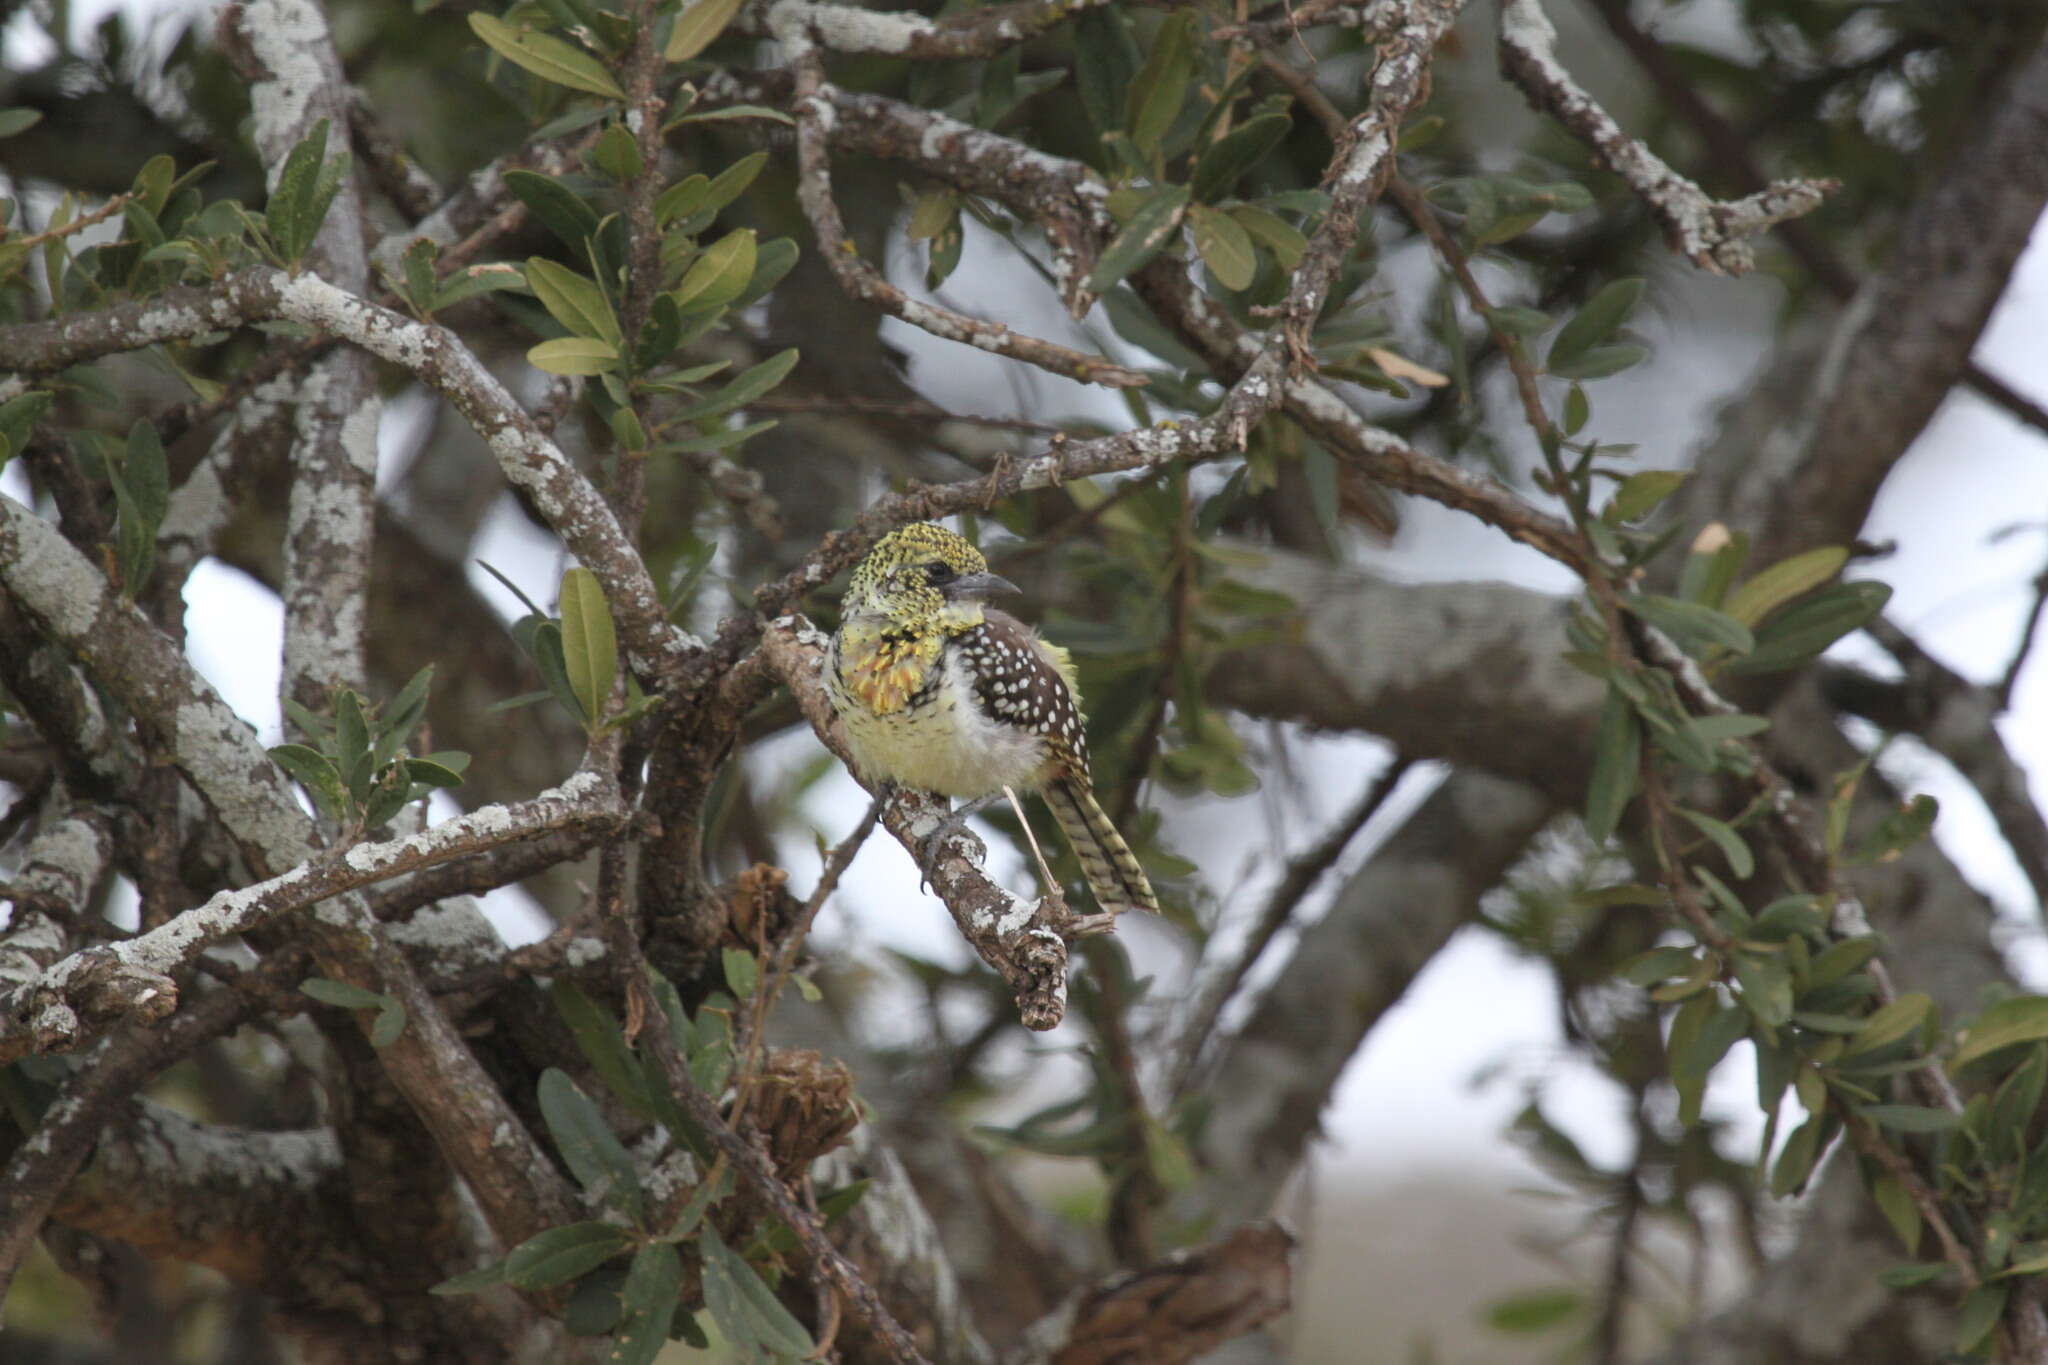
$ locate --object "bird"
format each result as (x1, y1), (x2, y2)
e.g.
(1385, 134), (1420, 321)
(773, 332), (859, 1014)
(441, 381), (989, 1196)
(823, 522), (1159, 916)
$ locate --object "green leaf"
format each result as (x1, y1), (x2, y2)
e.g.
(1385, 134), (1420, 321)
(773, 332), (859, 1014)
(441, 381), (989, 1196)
(1850, 794), (1938, 866)
(503, 1222), (633, 1289)
(612, 1242), (683, 1365)
(654, 174), (709, 227)
(1846, 992), (1933, 1058)
(1621, 594), (1754, 655)
(1859, 1103), (1960, 1134)
(504, 171), (602, 252)
(1074, 8), (1139, 137)
(527, 336), (620, 375)
(1484, 1288), (1582, 1334)
(0, 108), (42, 139)
(1126, 12), (1195, 156)
(700, 151), (768, 217)
(1583, 685), (1640, 845)
(906, 189), (959, 242)
(1603, 470), (1686, 524)
(300, 976), (390, 1010)
(1188, 204), (1256, 290)
(665, 0), (744, 61)
(1192, 114), (1291, 202)
(1548, 276), (1643, 370)
(431, 1260), (509, 1295)
(334, 688), (371, 786)
(1617, 947), (1695, 986)
(469, 13), (626, 98)
(1875, 1261), (1948, 1289)
(1088, 184), (1190, 293)
(1228, 204), (1307, 270)
(370, 1000), (408, 1048)
(672, 227), (756, 314)
(1770, 1114), (1828, 1197)
(270, 742), (348, 819)
(674, 348), (798, 422)
(1724, 580), (1892, 676)
(1870, 1174), (1921, 1253)
(525, 257), (621, 345)
(537, 1068), (643, 1217)
(1955, 1282), (2009, 1356)
(1548, 341), (1650, 381)
(590, 122), (642, 182)
(1952, 996), (2048, 1072)
(699, 1225), (815, 1358)
(1680, 808), (1754, 879)
(1723, 546), (1850, 627)
(373, 665), (435, 768)
(559, 567), (617, 731)
(721, 947), (759, 999)
(553, 980), (654, 1116)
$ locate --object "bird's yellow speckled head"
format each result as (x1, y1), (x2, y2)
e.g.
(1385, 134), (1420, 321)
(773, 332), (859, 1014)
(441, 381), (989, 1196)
(841, 523), (1018, 634)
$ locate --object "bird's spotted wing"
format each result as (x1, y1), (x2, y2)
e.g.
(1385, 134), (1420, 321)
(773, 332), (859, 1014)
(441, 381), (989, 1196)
(955, 610), (1090, 775)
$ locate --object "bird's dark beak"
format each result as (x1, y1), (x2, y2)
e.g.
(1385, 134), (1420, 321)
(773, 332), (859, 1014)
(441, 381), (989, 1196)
(943, 571), (1021, 600)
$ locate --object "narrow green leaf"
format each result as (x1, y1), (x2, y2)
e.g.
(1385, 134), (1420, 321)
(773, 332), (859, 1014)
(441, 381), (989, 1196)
(431, 1260), (509, 1295)
(1850, 794), (1938, 866)
(1875, 1261), (1948, 1289)
(1723, 546), (1850, 627)
(1724, 580), (1892, 676)
(654, 173), (709, 227)
(1484, 1288), (1582, 1334)
(906, 189), (959, 242)
(673, 347), (798, 422)
(612, 1242), (683, 1365)
(525, 257), (621, 345)
(1603, 469), (1686, 524)
(1548, 276), (1643, 369)
(370, 1000), (407, 1048)
(503, 1222), (633, 1289)
(269, 743), (348, 819)
(700, 151), (767, 216)
(0, 108), (43, 139)
(527, 336), (620, 375)
(553, 979), (655, 1116)
(559, 567), (617, 732)
(672, 227), (756, 314)
(373, 665), (435, 768)
(1680, 808), (1754, 879)
(1228, 204), (1307, 270)
(699, 1225), (814, 1357)
(469, 13), (626, 98)
(1770, 1114), (1828, 1197)
(1845, 991), (1933, 1058)
(1584, 685), (1640, 845)
(1074, 8), (1139, 137)
(1858, 1103), (1960, 1134)
(300, 976), (390, 1010)
(504, 170), (602, 251)
(537, 1068), (643, 1217)
(664, 104), (793, 129)
(1192, 114), (1291, 202)
(1622, 594), (1754, 655)
(665, 0), (744, 61)
(1088, 184), (1190, 293)
(1188, 203), (1256, 290)
(1955, 1282), (2009, 1356)
(1952, 996), (2048, 1072)
(1126, 12), (1195, 155)
(721, 947), (759, 1000)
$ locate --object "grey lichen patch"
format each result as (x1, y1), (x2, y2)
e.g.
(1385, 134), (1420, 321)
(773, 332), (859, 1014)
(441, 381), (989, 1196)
(0, 501), (108, 641)
(245, 0), (336, 163)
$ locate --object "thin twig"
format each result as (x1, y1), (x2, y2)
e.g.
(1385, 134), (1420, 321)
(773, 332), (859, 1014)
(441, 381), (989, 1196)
(1170, 756), (1412, 1097)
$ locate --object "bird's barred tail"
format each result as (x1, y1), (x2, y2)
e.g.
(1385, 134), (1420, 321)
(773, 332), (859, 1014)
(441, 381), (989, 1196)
(1045, 776), (1159, 914)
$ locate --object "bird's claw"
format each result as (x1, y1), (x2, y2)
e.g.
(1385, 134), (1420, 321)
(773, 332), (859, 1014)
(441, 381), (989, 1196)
(916, 810), (976, 893)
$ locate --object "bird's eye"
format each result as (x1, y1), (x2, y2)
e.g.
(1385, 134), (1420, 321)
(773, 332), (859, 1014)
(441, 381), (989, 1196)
(924, 561), (955, 583)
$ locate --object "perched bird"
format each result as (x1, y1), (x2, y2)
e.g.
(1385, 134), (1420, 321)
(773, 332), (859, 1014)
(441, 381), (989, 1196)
(824, 522), (1159, 916)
